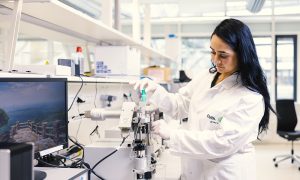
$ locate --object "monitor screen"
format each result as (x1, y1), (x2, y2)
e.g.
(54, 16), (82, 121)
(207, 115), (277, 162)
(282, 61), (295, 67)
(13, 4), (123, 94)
(0, 78), (68, 156)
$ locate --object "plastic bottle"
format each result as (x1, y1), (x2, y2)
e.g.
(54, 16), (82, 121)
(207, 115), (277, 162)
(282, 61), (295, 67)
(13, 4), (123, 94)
(141, 89), (147, 103)
(73, 46), (84, 75)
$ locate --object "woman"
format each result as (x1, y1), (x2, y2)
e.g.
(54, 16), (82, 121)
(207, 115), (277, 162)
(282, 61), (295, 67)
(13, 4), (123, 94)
(133, 18), (275, 180)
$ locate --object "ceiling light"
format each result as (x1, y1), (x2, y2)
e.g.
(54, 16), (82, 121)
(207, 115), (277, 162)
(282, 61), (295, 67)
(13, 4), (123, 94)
(246, 0), (265, 13)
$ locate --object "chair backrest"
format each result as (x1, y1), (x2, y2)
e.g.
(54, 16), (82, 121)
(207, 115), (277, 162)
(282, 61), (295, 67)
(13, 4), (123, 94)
(275, 99), (297, 132)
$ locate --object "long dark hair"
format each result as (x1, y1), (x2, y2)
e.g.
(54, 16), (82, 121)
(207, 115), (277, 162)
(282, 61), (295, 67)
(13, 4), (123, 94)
(210, 18), (275, 136)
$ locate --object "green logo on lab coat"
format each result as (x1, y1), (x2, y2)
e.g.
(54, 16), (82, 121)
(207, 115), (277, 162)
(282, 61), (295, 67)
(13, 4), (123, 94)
(217, 117), (223, 123)
(207, 114), (223, 124)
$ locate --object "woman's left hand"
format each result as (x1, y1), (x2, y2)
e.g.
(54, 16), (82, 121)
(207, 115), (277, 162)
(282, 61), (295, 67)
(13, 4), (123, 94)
(151, 120), (172, 140)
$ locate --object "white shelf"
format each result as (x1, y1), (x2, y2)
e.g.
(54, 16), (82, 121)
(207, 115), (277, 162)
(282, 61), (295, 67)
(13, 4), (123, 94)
(67, 75), (137, 83)
(0, 0), (175, 63)
(0, 72), (137, 83)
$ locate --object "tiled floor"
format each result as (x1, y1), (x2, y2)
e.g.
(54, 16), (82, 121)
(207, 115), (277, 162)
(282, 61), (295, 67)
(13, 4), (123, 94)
(256, 143), (300, 180)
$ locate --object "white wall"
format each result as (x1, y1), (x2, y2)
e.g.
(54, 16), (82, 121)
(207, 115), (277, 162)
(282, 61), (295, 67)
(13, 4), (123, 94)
(67, 82), (137, 146)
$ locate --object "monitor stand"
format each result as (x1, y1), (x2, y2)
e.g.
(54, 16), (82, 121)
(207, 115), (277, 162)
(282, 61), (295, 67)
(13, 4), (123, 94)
(34, 170), (47, 180)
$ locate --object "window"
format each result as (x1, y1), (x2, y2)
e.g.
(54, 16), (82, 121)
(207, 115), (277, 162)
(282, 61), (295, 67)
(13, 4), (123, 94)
(181, 37), (211, 77)
(151, 38), (165, 53)
(180, 37), (273, 81)
(254, 37), (272, 91)
(275, 35), (297, 100)
(14, 39), (78, 66)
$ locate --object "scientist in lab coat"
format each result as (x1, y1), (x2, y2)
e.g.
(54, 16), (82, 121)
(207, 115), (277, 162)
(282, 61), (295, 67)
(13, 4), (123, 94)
(133, 18), (275, 180)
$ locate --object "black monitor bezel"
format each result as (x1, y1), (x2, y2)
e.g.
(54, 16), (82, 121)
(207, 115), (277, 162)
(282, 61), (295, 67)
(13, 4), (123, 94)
(0, 77), (68, 157)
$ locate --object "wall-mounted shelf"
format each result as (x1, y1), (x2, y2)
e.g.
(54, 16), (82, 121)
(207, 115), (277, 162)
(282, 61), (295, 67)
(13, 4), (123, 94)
(67, 76), (137, 84)
(0, 72), (137, 84)
(0, 0), (175, 63)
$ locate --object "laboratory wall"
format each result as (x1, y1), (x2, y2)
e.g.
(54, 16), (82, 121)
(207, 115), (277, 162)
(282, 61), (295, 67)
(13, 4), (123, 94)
(67, 82), (137, 146)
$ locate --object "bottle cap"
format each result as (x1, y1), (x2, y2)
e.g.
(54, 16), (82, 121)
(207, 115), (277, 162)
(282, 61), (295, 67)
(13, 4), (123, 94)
(76, 46), (82, 52)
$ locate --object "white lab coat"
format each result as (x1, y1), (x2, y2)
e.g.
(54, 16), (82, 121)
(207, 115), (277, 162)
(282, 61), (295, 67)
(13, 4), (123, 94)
(150, 71), (264, 180)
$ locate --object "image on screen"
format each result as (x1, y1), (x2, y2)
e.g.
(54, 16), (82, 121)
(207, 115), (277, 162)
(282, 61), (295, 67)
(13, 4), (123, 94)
(0, 78), (68, 154)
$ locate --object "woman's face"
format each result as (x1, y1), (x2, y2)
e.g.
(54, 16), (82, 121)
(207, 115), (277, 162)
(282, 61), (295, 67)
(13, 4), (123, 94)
(210, 35), (239, 76)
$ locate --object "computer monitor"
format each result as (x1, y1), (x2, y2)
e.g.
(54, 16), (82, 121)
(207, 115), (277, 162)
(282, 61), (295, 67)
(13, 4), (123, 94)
(0, 77), (68, 157)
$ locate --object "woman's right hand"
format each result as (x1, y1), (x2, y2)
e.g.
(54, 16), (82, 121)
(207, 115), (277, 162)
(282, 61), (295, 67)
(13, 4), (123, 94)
(131, 78), (160, 94)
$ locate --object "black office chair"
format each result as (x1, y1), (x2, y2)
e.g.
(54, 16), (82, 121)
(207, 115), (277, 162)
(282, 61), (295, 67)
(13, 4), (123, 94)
(273, 99), (300, 170)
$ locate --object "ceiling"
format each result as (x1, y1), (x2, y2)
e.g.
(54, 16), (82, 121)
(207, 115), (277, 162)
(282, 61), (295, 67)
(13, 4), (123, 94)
(54, 0), (300, 24)
(120, 0), (300, 20)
